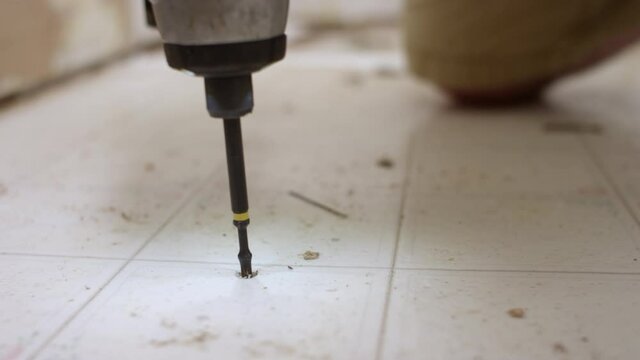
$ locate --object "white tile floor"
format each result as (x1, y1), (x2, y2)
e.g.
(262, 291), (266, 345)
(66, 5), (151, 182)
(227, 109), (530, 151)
(41, 263), (389, 360)
(2, 27), (640, 359)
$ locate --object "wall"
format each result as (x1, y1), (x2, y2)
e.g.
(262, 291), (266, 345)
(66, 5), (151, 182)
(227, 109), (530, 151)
(0, 0), (157, 99)
(290, 0), (401, 26)
(0, 0), (401, 100)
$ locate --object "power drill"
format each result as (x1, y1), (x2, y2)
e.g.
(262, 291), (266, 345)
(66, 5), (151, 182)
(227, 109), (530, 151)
(145, 0), (289, 278)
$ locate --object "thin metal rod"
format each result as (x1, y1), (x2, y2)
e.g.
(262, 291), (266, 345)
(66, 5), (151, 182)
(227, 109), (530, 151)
(223, 118), (252, 277)
(288, 191), (348, 219)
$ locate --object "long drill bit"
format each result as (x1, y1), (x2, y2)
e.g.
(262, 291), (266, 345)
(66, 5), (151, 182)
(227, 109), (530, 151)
(223, 117), (253, 278)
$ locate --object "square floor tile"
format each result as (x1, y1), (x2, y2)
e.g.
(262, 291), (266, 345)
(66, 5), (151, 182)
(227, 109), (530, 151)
(0, 255), (123, 360)
(0, 184), (191, 258)
(139, 67), (419, 268)
(139, 182), (402, 267)
(397, 194), (640, 272)
(381, 270), (640, 360)
(0, 59), (218, 258)
(583, 146), (640, 221)
(40, 262), (389, 360)
(414, 108), (585, 152)
(410, 147), (605, 197)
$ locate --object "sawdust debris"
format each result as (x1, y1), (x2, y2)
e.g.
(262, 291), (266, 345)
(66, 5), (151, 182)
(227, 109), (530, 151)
(507, 308), (525, 319)
(553, 342), (568, 354)
(120, 212), (132, 222)
(150, 330), (218, 348)
(377, 157), (394, 169)
(302, 251), (320, 260)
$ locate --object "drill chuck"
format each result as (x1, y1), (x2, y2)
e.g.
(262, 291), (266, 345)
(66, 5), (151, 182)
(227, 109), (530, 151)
(205, 76), (253, 119)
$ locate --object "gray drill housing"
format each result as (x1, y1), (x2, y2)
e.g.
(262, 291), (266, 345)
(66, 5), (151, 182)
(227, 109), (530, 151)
(150, 0), (289, 45)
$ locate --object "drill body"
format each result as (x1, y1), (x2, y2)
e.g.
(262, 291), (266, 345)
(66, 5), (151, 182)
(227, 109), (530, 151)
(149, 0), (289, 117)
(150, 0), (288, 46)
(147, 0), (290, 277)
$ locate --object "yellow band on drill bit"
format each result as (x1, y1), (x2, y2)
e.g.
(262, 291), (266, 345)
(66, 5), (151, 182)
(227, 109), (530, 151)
(233, 211), (250, 222)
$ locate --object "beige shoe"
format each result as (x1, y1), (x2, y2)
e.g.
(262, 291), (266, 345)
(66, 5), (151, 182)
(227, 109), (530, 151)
(404, 0), (640, 105)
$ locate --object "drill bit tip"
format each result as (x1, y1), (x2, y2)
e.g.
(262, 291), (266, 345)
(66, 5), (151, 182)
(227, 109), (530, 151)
(239, 270), (258, 279)
(237, 226), (253, 278)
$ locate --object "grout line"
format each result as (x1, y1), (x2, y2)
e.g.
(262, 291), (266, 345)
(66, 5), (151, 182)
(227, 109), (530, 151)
(393, 266), (640, 276)
(131, 258), (640, 276)
(8, 251), (635, 278)
(578, 135), (640, 253)
(0, 252), (127, 261)
(132, 257), (389, 270)
(374, 131), (415, 360)
(28, 173), (211, 360)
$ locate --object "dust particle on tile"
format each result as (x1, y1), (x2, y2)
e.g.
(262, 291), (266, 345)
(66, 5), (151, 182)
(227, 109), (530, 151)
(302, 251), (320, 260)
(331, 237), (340, 242)
(120, 212), (132, 222)
(150, 330), (218, 347)
(191, 331), (217, 344)
(287, 266), (293, 270)
(0, 183), (7, 196)
(552, 342), (568, 354)
(161, 319), (176, 329)
(580, 336), (589, 343)
(144, 162), (156, 172)
(377, 157), (394, 169)
(344, 72), (365, 87)
(254, 340), (297, 356)
(507, 308), (525, 319)
(150, 338), (178, 347)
